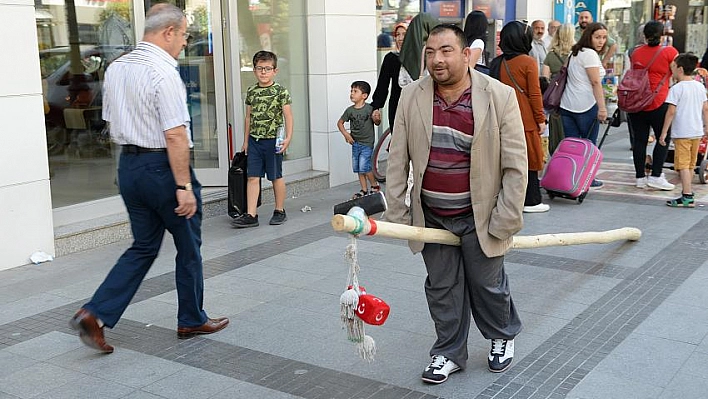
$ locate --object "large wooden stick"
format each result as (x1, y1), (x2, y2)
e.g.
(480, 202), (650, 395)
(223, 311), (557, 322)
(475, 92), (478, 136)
(331, 214), (641, 248)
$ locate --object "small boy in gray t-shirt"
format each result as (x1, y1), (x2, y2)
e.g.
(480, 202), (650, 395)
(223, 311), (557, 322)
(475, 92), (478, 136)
(337, 80), (380, 199)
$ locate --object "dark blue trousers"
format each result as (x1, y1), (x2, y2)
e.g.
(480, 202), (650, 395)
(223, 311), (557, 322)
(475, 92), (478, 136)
(83, 151), (208, 329)
(560, 103), (600, 145)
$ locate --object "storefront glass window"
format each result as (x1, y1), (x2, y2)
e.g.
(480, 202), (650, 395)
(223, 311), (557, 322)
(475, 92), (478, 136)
(38, 0), (135, 208)
(602, 0), (708, 73)
(237, 0), (310, 160)
(375, 0), (420, 132)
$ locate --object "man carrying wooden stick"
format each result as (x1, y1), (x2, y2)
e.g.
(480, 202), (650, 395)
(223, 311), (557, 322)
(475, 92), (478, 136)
(385, 24), (528, 384)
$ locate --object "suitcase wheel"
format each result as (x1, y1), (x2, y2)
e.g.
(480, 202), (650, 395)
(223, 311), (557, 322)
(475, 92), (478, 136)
(577, 192), (587, 204)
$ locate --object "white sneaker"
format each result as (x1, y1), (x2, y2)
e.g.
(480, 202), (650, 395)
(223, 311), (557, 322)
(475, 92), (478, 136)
(636, 177), (647, 189)
(488, 339), (514, 373)
(647, 174), (675, 191)
(421, 355), (460, 384)
(523, 203), (550, 213)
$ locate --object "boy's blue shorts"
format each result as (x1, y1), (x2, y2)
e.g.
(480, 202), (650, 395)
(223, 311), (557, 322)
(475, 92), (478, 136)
(247, 136), (283, 181)
(352, 142), (373, 174)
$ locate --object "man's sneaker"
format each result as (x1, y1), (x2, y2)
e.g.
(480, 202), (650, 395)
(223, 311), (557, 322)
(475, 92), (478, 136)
(232, 213), (259, 228)
(269, 209), (287, 225)
(636, 177), (647, 189)
(647, 174), (675, 191)
(488, 339), (514, 373)
(667, 195), (695, 208)
(523, 203), (550, 213)
(421, 355), (460, 384)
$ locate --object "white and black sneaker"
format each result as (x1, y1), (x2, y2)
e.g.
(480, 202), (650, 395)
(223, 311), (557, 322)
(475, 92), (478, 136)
(421, 355), (460, 384)
(488, 339), (514, 373)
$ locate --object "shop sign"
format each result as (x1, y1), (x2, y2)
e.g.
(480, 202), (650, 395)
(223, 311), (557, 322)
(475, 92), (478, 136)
(423, 0), (466, 20)
(554, 0), (599, 23)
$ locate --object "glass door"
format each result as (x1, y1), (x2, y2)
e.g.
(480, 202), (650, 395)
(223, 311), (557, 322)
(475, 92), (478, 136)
(146, 0), (230, 185)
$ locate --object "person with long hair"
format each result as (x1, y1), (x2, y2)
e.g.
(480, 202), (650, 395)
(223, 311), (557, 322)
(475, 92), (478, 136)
(627, 21), (678, 191)
(559, 22), (608, 187)
(463, 10), (488, 69)
(542, 23), (574, 79)
(371, 21), (408, 131)
(490, 21), (548, 213)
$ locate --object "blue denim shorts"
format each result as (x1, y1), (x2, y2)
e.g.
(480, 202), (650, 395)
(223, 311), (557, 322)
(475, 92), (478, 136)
(352, 142), (373, 174)
(247, 136), (283, 181)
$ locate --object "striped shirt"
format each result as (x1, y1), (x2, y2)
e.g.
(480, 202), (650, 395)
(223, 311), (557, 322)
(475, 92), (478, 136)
(102, 41), (191, 148)
(421, 87), (474, 217)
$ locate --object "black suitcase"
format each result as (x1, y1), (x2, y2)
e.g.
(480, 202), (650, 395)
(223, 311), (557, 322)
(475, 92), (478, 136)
(227, 152), (260, 218)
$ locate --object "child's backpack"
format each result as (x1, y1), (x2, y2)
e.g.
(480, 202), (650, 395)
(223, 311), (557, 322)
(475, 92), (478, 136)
(618, 46), (669, 113)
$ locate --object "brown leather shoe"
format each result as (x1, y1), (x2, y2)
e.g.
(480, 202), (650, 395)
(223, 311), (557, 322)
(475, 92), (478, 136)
(177, 317), (229, 339)
(69, 308), (114, 353)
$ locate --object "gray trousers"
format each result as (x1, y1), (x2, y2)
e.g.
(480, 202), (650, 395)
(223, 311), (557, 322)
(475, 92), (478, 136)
(421, 209), (522, 369)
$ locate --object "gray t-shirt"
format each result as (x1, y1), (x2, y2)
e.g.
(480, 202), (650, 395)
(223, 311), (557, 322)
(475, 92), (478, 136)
(340, 103), (376, 147)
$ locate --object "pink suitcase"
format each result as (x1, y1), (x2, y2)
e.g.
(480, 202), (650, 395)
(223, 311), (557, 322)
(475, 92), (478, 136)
(540, 138), (603, 204)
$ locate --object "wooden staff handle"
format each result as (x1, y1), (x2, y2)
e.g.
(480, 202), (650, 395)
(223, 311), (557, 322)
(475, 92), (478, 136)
(331, 214), (641, 248)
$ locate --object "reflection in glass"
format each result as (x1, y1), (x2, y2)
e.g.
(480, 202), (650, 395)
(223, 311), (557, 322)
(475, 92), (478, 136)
(38, 0), (135, 208)
(237, 0), (310, 160)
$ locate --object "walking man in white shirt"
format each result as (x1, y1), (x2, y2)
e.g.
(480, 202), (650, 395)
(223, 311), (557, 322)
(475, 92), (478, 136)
(69, 3), (229, 353)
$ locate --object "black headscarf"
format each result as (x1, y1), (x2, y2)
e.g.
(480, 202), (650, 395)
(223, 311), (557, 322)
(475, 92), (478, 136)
(489, 21), (533, 80)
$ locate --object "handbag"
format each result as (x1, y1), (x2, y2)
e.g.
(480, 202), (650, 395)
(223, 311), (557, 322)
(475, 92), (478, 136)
(543, 55), (571, 111)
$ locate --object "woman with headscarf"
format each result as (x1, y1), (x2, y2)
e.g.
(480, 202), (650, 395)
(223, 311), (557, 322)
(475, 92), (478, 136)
(559, 22), (608, 187)
(371, 21), (408, 132)
(626, 21), (678, 191)
(398, 13), (440, 87)
(490, 21), (549, 213)
(463, 10), (489, 71)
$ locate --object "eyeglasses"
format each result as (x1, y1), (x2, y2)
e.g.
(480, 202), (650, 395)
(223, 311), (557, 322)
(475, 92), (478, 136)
(254, 66), (275, 72)
(182, 31), (191, 40)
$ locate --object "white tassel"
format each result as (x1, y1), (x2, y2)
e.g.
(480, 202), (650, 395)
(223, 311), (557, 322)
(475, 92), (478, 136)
(340, 289), (359, 327)
(357, 335), (376, 361)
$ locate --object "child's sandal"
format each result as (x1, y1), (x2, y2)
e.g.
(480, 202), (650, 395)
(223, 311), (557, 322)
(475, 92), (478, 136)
(352, 190), (367, 200)
(370, 185), (381, 193)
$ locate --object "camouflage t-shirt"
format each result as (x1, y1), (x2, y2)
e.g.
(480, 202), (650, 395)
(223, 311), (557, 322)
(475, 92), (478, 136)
(245, 82), (292, 139)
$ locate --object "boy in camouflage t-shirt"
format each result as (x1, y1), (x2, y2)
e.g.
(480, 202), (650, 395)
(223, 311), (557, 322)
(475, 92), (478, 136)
(234, 51), (293, 228)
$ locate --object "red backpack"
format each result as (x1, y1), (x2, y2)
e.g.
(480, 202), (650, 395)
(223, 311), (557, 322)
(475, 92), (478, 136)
(618, 47), (669, 113)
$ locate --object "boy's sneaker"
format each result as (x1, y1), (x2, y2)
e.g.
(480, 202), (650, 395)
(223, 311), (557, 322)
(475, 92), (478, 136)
(421, 355), (460, 384)
(269, 209), (287, 225)
(667, 195), (695, 208)
(488, 339), (514, 373)
(636, 177), (647, 189)
(590, 179), (603, 188)
(232, 214), (259, 228)
(647, 174), (675, 191)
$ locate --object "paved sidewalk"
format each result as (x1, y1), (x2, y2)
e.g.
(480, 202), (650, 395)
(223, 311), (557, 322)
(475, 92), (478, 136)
(1, 125), (708, 399)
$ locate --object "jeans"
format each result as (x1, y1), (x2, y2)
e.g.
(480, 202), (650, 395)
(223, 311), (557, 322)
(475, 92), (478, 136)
(560, 104), (599, 145)
(83, 151), (208, 329)
(351, 142), (373, 173)
(628, 103), (671, 178)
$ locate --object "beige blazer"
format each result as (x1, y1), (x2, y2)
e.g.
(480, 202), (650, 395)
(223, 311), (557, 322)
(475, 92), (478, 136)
(385, 69), (528, 257)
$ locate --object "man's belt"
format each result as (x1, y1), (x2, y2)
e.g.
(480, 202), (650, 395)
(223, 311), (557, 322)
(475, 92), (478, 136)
(121, 145), (167, 154)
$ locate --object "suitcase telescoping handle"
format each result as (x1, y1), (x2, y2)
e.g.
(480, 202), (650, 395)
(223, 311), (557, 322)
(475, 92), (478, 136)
(228, 123), (234, 162)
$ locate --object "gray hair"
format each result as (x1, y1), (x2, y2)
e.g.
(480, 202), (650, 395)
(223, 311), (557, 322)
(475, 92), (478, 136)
(144, 3), (185, 34)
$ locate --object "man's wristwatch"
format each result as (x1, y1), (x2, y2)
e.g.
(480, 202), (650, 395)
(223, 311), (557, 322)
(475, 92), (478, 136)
(176, 183), (193, 191)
